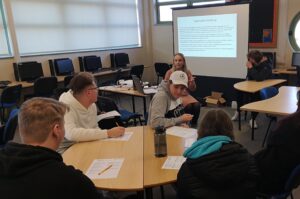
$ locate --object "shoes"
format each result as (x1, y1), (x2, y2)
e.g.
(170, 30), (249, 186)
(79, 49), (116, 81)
(231, 111), (239, 121)
(249, 119), (258, 129)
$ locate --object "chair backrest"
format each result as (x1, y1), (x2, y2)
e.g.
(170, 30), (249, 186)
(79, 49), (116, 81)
(0, 84), (22, 105)
(34, 76), (58, 97)
(97, 96), (119, 113)
(2, 108), (19, 144)
(296, 66), (300, 86)
(154, 63), (171, 78)
(260, 87), (279, 100)
(64, 75), (74, 88)
(130, 65), (144, 79)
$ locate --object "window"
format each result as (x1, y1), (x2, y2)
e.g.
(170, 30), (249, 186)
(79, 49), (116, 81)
(0, 1), (12, 57)
(10, 0), (141, 55)
(156, 0), (225, 23)
(289, 12), (300, 51)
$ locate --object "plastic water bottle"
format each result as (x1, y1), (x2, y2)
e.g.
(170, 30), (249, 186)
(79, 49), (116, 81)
(154, 126), (167, 157)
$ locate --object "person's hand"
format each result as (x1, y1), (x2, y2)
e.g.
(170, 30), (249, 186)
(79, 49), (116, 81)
(180, 123), (189, 128)
(180, 114), (193, 122)
(107, 127), (125, 138)
(246, 61), (253, 69)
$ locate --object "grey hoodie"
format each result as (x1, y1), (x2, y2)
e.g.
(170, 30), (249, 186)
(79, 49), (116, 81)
(148, 80), (184, 128)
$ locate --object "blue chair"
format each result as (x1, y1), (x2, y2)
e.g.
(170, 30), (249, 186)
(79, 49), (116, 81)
(97, 96), (142, 127)
(0, 108), (19, 148)
(0, 84), (22, 123)
(257, 164), (300, 199)
(260, 87), (279, 147)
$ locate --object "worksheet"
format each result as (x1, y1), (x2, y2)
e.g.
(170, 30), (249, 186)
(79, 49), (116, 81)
(86, 158), (124, 179)
(162, 156), (186, 170)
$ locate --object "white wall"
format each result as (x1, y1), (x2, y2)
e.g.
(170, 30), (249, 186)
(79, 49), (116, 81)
(150, 0), (295, 68)
(0, 0), (156, 83)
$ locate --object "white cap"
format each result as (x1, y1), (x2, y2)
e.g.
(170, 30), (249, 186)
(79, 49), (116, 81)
(169, 71), (188, 87)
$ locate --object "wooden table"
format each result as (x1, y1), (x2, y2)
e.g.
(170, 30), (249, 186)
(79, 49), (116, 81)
(99, 86), (148, 116)
(241, 86), (299, 116)
(272, 68), (297, 75)
(234, 79), (286, 93)
(63, 126), (185, 198)
(233, 79), (286, 131)
(240, 86), (299, 142)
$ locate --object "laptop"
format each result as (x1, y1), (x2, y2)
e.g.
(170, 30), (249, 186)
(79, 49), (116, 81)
(132, 75), (145, 94)
(132, 75), (158, 95)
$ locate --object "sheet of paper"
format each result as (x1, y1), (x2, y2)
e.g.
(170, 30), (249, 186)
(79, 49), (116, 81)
(143, 88), (158, 94)
(86, 158), (124, 179)
(103, 132), (133, 141)
(184, 137), (197, 148)
(166, 126), (197, 138)
(162, 156), (186, 170)
(97, 110), (121, 122)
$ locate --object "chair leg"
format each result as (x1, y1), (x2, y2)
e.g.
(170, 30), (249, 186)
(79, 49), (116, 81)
(262, 118), (274, 147)
(291, 192), (294, 199)
(160, 185), (165, 199)
(238, 109), (241, 131)
(244, 111), (247, 120)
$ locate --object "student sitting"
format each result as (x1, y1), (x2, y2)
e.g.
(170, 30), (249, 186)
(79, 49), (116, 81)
(232, 50), (273, 128)
(0, 98), (100, 199)
(254, 91), (300, 195)
(177, 109), (259, 199)
(164, 53), (201, 126)
(58, 72), (124, 153)
(148, 70), (193, 129)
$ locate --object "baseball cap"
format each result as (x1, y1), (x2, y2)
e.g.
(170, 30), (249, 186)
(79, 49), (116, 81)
(169, 71), (188, 87)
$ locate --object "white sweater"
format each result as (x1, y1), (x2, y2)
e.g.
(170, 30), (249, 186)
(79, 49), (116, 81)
(58, 90), (108, 153)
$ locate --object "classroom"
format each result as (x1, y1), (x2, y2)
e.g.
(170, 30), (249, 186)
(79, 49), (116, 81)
(0, 0), (300, 198)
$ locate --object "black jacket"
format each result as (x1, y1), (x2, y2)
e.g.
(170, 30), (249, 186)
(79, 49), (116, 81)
(0, 142), (100, 199)
(255, 110), (300, 194)
(177, 142), (259, 199)
(247, 60), (273, 81)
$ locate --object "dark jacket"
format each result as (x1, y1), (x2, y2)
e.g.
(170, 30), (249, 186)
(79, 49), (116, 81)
(247, 60), (273, 81)
(255, 110), (300, 194)
(177, 142), (259, 199)
(0, 142), (100, 199)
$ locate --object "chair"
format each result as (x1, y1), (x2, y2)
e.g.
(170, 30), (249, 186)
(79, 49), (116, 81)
(64, 75), (74, 88)
(97, 96), (143, 127)
(262, 52), (276, 69)
(260, 87), (279, 147)
(25, 77), (58, 100)
(0, 84), (22, 123)
(129, 65), (144, 79)
(257, 164), (300, 199)
(0, 108), (19, 148)
(154, 63), (171, 84)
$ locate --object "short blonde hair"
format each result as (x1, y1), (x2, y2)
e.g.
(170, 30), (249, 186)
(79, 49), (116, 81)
(198, 109), (234, 140)
(19, 97), (68, 143)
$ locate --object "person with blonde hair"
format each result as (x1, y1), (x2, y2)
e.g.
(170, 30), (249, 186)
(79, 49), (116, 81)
(59, 72), (124, 153)
(0, 98), (100, 199)
(177, 109), (258, 199)
(164, 53), (201, 126)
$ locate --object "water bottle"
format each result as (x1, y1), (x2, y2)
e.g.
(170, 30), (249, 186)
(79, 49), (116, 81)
(154, 126), (167, 157)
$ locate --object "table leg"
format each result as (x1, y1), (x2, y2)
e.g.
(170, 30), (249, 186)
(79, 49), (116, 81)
(251, 113), (255, 140)
(145, 188), (153, 199)
(143, 97), (147, 117)
(132, 96), (136, 113)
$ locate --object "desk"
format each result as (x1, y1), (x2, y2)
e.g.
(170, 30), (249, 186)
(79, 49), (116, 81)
(241, 86), (299, 116)
(241, 86), (299, 142)
(272, 68), (297, 75)
(63, 126), (185, 198)
(233, 79), (286, 131)
(99, 86), (148, 117)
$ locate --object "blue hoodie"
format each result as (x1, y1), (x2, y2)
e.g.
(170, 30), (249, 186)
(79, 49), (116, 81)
(184, 135), (232, 159)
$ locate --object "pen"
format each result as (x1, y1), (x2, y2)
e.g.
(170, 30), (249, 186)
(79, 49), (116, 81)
(98, 164), (113, 175)
(115, 122), (119, 127)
